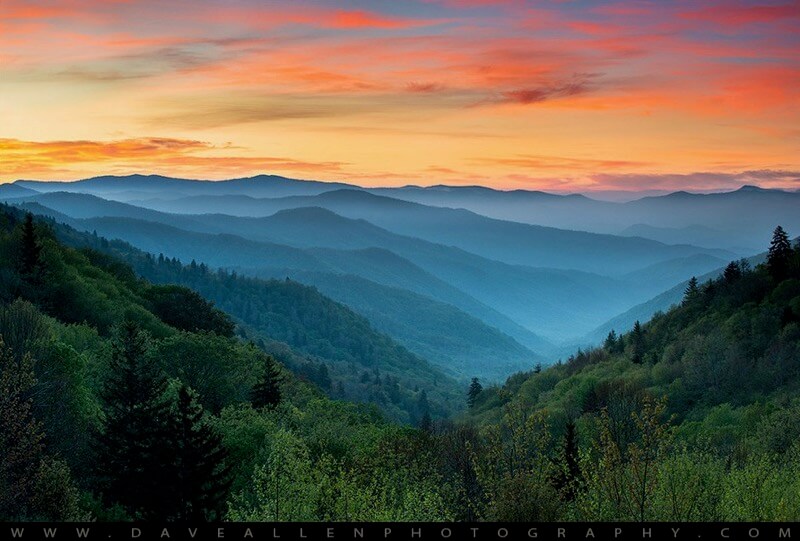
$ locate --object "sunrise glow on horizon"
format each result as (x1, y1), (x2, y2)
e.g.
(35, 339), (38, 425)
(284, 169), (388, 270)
(1, 0), (799, 193)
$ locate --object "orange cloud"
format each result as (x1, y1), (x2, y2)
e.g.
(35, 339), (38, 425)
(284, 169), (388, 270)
(0, 138), (345, 180)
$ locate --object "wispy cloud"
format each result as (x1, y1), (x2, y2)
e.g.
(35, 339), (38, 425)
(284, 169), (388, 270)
(0, 138), (346, 179)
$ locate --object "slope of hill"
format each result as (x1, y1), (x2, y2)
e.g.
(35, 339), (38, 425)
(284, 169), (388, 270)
(14, 175), (798, 254)
(377, 184), (800, 253)
(264, 270), (541, 381)
(1, 204), (462, 422)
(586, 251), (770, 345)
(130, 188), (734, 274)
(455, 229), (800, 521)
(60, 216), (544, 381)
(0, 204), (458, 522)
(13, 194), (655, 342)
(35, 211), (551, 368)
(0, 183), (38, 199)
(10, 190), (743, 342)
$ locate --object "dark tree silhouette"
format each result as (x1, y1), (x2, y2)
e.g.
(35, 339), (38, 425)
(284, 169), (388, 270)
(552, 420), (581, 502)
(251, 355), (283, 410)
(604, 330), (619, 352)
(768, 226), (792, 280)
(146, 285), (234, 337)
(683, 277), (699, 304)
(723, 261), (742, 283)
(18, 213), (42, 280)
(93, 322), (171, 520)
(630, 321), (645, 364)
(467, 377), (483, 409)
(162, 385), (231, 521)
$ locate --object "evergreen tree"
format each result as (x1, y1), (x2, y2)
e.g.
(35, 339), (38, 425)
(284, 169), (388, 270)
(768, 226), (792, 280)
(93, 321), (171, 519)
(552, 420), (581, 502)
(723, 261), (742, 282)
(604, 330), (618, 352)
(163, 385), (231, 521)
(467, 377), (483, 409)
(18, 213), (42, 280)
(630, 321), (645, 364)
(251, 355), (283, 410)
(683, 277), (699, 304)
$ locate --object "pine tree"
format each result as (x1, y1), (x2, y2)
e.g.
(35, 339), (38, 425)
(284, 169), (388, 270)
(251, 355), (283, 410)
(163, 385), (231, 521)
(604, 330), (618, 352)
(93, 322), (171, 519)
(18, 213), (42, 280)
(552, 420), (581, 501)
(723, 261), (742, 282)
(683, 277), (699, 304)
(768, 225), (792, 280)
(467, 377), (483, 409)
(630, 321), (645, 364)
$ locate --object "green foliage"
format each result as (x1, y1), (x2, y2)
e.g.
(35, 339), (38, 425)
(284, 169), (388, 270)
(251, 355), (283, 410)
(93, 322), (172, 520)
(162, 384), (232, 521)
(152, 332), (262, 413)
(54, 214), (462, 423)
(0, 338), (83, 520)
(145, 285), (234, 337)
(467, 377), (483, 409)
(4, 206), (800, 522)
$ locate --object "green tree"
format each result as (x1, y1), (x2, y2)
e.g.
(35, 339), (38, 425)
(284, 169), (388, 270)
(683, 277), (699, 304)
(767, 225), (792, 280)
(467, 377), (483, 409)
(251, 355), (283, 410)
(723, 261), (742, 282)
(0, 338), (81, 520)
(163, 385), (231, 521)
(0, 339), (44, 519)
(228, 429), (316, 521)
(146, 285), (234, 337)
(553, 420), (581, 502)
(17, 213), (42, 281)
(93, 321), (171, 519)
(604, 330), (619, 352)
(630, 321), (645, 364)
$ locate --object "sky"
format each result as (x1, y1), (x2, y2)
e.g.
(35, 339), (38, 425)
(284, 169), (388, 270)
(1, 0), (799, 193)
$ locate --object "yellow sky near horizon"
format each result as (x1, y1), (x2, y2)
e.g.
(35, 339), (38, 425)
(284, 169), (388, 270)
(1, 0), (799, 192)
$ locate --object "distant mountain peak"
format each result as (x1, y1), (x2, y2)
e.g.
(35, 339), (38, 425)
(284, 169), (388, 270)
(736, 184), (769, 192)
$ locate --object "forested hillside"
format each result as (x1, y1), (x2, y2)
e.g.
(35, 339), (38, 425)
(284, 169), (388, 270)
(0, 207), (457, 521)
(463, 226), (800, 520)
(3, 204), (800, 522)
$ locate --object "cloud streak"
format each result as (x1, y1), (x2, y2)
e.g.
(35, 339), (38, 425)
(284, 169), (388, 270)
(0, 138), (346, 179)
